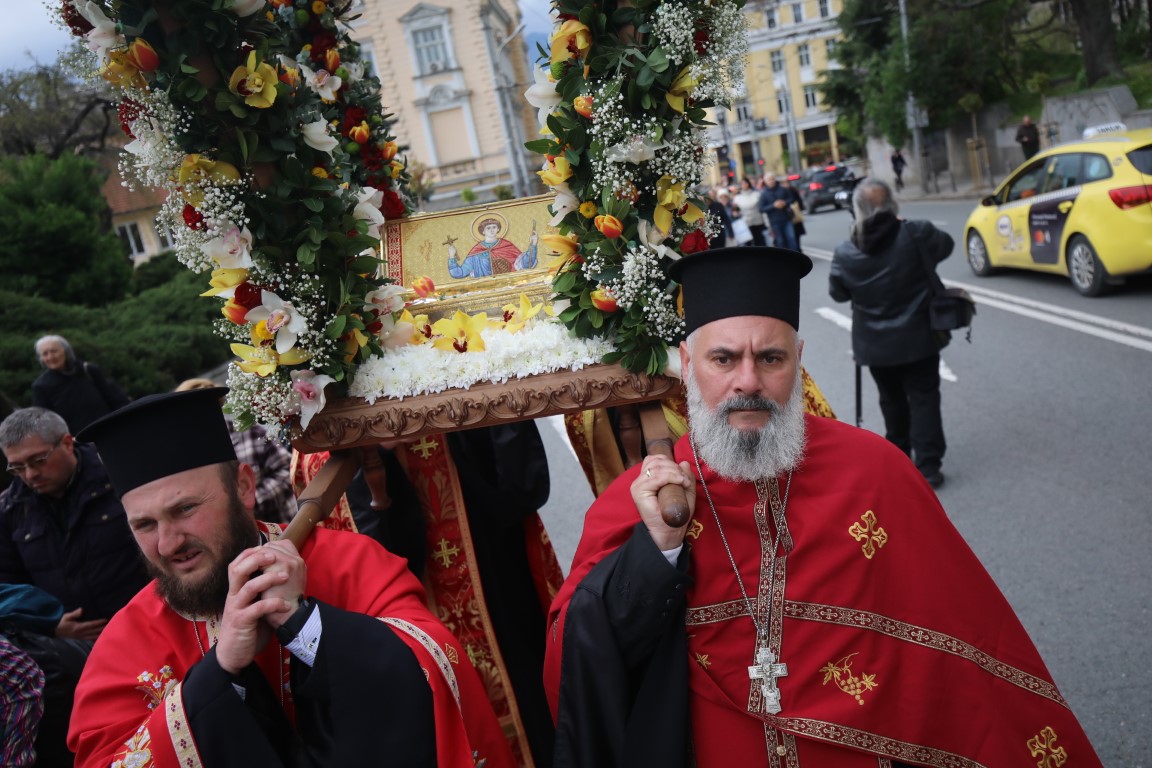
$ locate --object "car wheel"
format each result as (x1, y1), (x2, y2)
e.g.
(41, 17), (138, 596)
(1067, 235), (1109, 296)
(966, 231), (994, 276)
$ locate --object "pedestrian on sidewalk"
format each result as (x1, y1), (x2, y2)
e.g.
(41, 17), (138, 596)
(891, 149), (907, 191)
(1015, 116), (1040, 161)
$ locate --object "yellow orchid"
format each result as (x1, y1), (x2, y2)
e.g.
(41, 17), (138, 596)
(665, 67), (698, 113)
(537, 154), (572, 187)
(550, 19), (592, 66)
(230, 343), (310, 377)
(177, 154), (241, 206)
(432, 310), (488, 353)
(654, 175), (705, 233)
(100, 50), (147, 89)
(200, 268), (249, 297)
(541, 233), (580, 260)
(399, 309), (433, 345)
(497, 294), (546, 333)
(228, 51), (279, 109)
(340, 326), (370, 362)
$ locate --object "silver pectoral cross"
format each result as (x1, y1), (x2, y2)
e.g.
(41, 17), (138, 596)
(748, 646), (788, 714)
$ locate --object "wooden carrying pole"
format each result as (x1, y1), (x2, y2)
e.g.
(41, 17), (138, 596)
(282, 449), (363, 550)
(638, 401), (691, 528)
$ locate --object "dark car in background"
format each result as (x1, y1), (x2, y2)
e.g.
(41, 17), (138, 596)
(799, 164), (856, 213)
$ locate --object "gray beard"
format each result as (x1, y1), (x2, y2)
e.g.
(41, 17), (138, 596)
(685, 366), (807, 482)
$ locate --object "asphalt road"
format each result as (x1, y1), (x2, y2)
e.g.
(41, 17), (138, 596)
(537, 197), (1152, 766)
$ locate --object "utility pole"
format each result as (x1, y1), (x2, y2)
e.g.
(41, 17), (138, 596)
(897, 0), (927, 194)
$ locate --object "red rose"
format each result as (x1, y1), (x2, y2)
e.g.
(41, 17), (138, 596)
(381, 189), (406, 219)
(681, 229), (708, 255)
(59, 3), (93, 36)
(693, 29), (709, 55)
(182, 204), (205, 230)
(233, 281), (263, 310)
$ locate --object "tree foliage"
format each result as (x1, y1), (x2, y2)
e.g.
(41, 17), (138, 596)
(0, 260), (230, 407)
(821, 0), (1127, 144)
(0, 152), (132, 308)
(0, 57), (117, 158)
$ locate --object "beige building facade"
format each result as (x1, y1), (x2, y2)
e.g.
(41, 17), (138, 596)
(351, 0), (542, 209)
(711, 0), (845, 183)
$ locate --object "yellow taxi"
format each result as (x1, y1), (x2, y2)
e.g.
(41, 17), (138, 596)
(963, 127), (1152, 295)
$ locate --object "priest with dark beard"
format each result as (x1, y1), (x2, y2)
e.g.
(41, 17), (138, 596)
(67, 388), (513, 768)
(544, 248), (1102, 768)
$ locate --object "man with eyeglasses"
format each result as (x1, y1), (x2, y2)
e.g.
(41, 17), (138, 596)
(0, 407), (149, 766)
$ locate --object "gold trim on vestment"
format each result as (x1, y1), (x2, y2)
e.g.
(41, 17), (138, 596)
(772, 717), (984, 768)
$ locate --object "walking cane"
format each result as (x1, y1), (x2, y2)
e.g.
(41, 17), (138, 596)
(854, 362), (863, 428)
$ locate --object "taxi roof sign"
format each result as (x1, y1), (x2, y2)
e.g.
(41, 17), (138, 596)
(1082, 122), (1128, 138)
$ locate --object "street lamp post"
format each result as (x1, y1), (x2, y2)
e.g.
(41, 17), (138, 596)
(897, 0), (927, 194)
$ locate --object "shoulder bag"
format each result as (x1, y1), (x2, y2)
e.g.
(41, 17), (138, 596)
(914, 231), (975, 344)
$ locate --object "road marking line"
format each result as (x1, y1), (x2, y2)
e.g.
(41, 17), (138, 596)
(967, 295), (1152, 353)
(945, 279), (1152, 340)
(810, 249), (1152, 349)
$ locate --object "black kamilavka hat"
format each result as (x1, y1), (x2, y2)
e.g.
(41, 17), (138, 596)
(77, 387), (236, 496)
(669, 247), (813, 335)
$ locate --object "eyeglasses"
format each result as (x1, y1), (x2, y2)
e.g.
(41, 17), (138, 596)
(6, 440), (63, 476)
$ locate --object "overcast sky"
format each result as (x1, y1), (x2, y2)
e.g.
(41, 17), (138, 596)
(2, 1), (552, 73)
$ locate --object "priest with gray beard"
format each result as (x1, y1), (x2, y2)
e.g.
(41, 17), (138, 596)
(543, 248), (1102, 768)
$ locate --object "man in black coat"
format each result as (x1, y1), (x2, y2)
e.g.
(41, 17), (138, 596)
(829, 179), (952, 487)
(0, 407), (149, 766)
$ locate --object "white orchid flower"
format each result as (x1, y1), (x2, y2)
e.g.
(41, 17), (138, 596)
(290, 370), (335, 429)
(204, 223), (254, 269)
(245, 291), (308, 355)
(364, 284), (408, 315)
(229, 0), (266, 17)
(299, 62), (343, 101)
(524, 67), (562, 129)
(300, 119), (338, 155)
(549, 183), (579, 227)
(637, 219), (672, 261)
(75, 1), (123, 62)
(354, 186), (385, 238)
(342, 61), (365, 83)
(604, 135), (669, 165)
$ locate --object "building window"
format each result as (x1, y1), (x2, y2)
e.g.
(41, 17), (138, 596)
(117, 223), (145, 258)
(798, 43), (811, 68)
(735, 100), (754, 122)
(804, 85), (819, 109)
(826, 38), (837, 61)
(771, 50), (784, 73)
(156, 225), (172, 250)
(791, 2), (803, 23)
(819, 0), (831, 18)
(766, 7), (777, 28)
(413, 26), (450, 75)
(777, 92), (791, 116)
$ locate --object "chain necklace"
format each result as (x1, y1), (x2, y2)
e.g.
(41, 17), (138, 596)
(690, 438), (792, 715)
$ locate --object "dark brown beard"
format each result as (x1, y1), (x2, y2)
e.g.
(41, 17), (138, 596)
(148, 489), (258, 617)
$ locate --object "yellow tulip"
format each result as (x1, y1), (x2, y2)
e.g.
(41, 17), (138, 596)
(537, 155), (572, 187)
(431, 310), (488, 353)
(665, 67), (698, 113)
